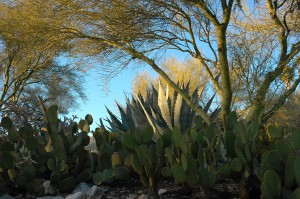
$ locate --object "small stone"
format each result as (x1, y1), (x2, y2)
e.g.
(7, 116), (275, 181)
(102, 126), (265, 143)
(87, 186), (105, 199)
(138, 194), (148, 199)
(65, 192), (86, 199)
(158, 189), (167, 195)
(73, 182), (92, 193)
(36, 196), (64, 199)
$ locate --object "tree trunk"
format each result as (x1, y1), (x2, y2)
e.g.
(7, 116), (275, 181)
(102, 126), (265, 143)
(217, 25), (232, 120)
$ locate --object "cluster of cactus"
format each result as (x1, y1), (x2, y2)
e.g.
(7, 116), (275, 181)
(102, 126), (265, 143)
(0, 104), (97, 195)
(1, 102), (300, 199)
(0, 116), (47, 196)
(162, 121), (223, 189)
(122, 125), (163, 197)
(92, 127), (131, 184)
(221, 111), (300, 199)
(105, 82), (220, 135)
(41, 105), (96, 192)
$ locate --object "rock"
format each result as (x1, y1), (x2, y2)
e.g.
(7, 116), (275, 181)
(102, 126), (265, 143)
(0, 194), (15, 199)
(87, 186), (105, 199)
(158, 189), (167, 195)
(73, 182), (92, 193)
(65, 192), (85, 199)
(137, 194), (148, 199)
(36, 196), (64, 199)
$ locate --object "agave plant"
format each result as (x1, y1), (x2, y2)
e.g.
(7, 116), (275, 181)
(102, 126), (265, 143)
(105, 81), (220, 134)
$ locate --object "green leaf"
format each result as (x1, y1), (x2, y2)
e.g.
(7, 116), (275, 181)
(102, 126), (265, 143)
(266, 150), (281, 171)
(290, 188), (300, 199)
(247, 121), (259, 141)
(267, 125), (284, 140)
(20, 165), (35, 181)
(101, 169), (114, 184)
(162, 167), (172, 177)
(92, 172), (102, 185)
(122, 133), (137, 151)
(141, 125), (153, 144)
(295, 156), (300, 186)
(228, 111), (237, 130)
(46, 104), (58, 123)
(261, 170), (281, 198)
(114, 166), (130, 181)
(284, 150), (296, 189)
(0, 151), (15, 169)
(275, 140), (290, 162)
(7, 127), (18, 143)
(136, 144), (152, 166)
(230, 157), (243, 172)
(85, 114), (93, 125)
(171, 163), (187, 183)
(47, 158), (56, 171)
(1, 117), (13, 130)
(8, 168), (17, 182)
(58, 176), (76, 192)
(78, 119), (89, 132)
(172, 127), (182, 148)
(290, 130), (300, 150)
(219, 164), (231, 177)
(181, 153), (188, 171)
(131, 153), (143, 175)
(111, 152), (122, 169)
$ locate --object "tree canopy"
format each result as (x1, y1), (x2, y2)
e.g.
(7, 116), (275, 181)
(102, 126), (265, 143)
(132, 58), (209, 101)
(1, 0), (299, 125)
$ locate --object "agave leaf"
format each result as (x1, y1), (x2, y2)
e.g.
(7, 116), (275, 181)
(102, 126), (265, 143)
(184, 80), (190, 94)
(158, 81), (172, 129)
(210, 107), (221, 120)
(136, 96), (163, 134)
(127, 103), (147, 129)
(174, 91), (183, 130)
(106, 106), (126, 132)
(99, 118), (106, 130)
(116, 102), (134, 130)
(204, 93), (216, 113)
(150, 85), (160, 113)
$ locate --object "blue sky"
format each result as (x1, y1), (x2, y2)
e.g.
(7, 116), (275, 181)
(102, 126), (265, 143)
(64, 51), (188, 130)
(65, 64), (157, 130)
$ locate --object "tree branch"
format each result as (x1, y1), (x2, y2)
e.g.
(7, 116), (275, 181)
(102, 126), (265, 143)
(262, 76), (300, 122)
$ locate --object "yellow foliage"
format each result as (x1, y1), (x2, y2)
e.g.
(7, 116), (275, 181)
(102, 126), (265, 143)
(132, 57), (209, 100)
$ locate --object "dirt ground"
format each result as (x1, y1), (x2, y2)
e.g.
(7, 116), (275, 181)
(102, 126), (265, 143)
(100, 177), (242, 199)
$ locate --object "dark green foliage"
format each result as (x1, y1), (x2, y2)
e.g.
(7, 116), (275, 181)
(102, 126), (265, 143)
(171, 163), (187, 183)
(1, 104), (300, 199)
(0, 151), (15, 169)
(58, 176), (76, 192)
(261, 170), (281, 199)
(122, 126), (161, 196)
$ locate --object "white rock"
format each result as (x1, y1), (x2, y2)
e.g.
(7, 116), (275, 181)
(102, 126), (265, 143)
(87, 186), (105, 199)
(73, 182), (92, 193)
(158, 189), (167, 195)
(36, 196), (64, 199)
(65, 192), (86, 199)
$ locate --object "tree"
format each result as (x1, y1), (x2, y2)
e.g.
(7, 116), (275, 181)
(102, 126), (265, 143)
(132, 57), (210, 103)
(0, 28), (86, 127)
(1, 0), (299, 125)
